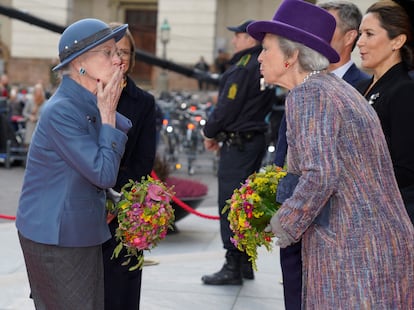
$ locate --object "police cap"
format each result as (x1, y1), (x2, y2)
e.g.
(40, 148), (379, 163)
(227, 20), (255, 33)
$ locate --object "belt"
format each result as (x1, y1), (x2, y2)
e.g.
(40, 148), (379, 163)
(216, 131), (262, 141)
(215, 131), (263, 149)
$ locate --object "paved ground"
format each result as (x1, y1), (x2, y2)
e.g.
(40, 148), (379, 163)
(0, 150), (286, 310)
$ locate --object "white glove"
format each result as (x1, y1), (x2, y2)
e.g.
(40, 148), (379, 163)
(267, 212), (296, 248)
(106, 188), (122, 205)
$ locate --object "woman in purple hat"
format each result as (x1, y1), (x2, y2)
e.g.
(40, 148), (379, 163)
(247, 0), (414, 308)
(16, 18), (131, 309)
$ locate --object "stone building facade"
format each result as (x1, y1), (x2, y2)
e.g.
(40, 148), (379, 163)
(0, 0), (375, 93)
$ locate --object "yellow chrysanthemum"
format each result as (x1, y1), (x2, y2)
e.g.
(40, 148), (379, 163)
(110, 178), (175, 271)
(223, 165), (286, 271)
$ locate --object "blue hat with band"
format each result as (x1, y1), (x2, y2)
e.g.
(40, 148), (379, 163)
(53, 18), (128, 71)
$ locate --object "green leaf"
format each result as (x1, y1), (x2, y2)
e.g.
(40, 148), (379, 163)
(121, 257), (131, 266)
(111, 242), (123, 259)
(222, 204), (230, 214)
(250, 214), (272, 231)
(129, 264), (139, 271)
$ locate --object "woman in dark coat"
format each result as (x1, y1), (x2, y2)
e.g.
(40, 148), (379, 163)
(356, 0), (414, 224)
(102, 23), (156, 310)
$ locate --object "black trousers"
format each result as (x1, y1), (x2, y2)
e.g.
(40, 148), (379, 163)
(218, 135), (266, 250)
(102, 219), (142, 310)
(280, 240), (302, 310)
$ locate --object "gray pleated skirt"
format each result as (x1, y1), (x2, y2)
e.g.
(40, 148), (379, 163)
(18, 232), (104, 310)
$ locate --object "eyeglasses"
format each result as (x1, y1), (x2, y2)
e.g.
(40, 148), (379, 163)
(88, 48), (121, 59)
(118, 49), (133, 59)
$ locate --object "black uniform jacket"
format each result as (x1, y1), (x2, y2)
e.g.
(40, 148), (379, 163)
(203, 45), (275, 138)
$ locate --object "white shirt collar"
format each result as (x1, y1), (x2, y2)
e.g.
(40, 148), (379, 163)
(331, 60), (353, 79)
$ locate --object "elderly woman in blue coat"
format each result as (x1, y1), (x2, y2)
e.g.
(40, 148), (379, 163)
(16, 18), (131, 309)
(248, 0), (414, 308)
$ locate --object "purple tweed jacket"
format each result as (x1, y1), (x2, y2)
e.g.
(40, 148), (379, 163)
(278, 73), (414, 309)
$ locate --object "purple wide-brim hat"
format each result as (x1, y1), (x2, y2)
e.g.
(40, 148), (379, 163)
(247, 0), (339, 63)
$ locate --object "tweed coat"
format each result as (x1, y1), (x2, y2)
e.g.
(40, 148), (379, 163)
(278, 73), (414, 309)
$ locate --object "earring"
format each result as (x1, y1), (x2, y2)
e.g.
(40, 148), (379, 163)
(284, 62), (290, 68)
(79, 67), (86, 75)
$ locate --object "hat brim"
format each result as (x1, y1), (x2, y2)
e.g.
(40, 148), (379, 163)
(53, 24), (128, 71)
(227, 25), (242, 32)
(247, 21), (339, 63)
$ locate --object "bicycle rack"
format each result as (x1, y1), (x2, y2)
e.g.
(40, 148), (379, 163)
(3, 139), (27, 168)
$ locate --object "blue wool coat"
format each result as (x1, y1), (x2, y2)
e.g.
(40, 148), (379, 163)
(16, 76), (130, 247)
(279, 73), (414, 309)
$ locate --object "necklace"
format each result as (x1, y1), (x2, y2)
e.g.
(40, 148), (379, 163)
(302, 70), (321, 83)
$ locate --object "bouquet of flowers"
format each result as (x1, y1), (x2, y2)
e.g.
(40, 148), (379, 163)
(109, 177), (175, 271)
(223, 165), (287, 270)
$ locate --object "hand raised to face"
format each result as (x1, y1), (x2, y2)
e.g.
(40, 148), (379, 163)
(96, 64), (125, 127)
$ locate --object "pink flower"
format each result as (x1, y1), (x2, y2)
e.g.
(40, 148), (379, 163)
(110, 177), (175, 271)
(147, 184), (170, 201)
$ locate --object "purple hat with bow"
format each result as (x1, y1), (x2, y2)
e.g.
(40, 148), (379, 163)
(247, 0), (339, 63)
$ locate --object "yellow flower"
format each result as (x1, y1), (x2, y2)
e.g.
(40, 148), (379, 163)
(238, 214), (247, 228)
(119, 200), (130, 210)
(223, 165), (286, 271)
(110, 177), (175, 271)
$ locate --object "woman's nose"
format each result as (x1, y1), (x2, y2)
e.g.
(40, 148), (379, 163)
(356, 35), (363, 47)
(258, 51), (264, 63)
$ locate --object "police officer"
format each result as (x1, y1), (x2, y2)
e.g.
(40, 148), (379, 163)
(201, 20), (275, 285)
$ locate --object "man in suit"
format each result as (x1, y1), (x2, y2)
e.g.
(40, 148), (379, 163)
(320, 1), (370, 86)
(274, 2), (369, 309)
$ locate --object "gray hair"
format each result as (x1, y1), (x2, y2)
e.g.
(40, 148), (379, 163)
(319, 1), (362, 50)
(278, 37), (329, 72)
(318, 1), (362, 33)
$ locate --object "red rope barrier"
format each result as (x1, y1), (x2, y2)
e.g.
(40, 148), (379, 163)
(150, 170), (220, 220)
(0, 171), (220, 222)
(0, 214), (16, 220)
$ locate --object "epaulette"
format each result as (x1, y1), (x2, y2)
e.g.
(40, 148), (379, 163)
(236, 54), (251, 67)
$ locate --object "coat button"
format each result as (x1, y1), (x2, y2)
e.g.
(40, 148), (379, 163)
(112, 142), (117, 149)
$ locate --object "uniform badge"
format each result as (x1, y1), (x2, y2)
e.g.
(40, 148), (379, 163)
(227, 83), (238, 100)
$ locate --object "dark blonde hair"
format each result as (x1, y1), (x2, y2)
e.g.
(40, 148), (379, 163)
(366, 0), (414, 67)
(109, 22), (136, 74)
